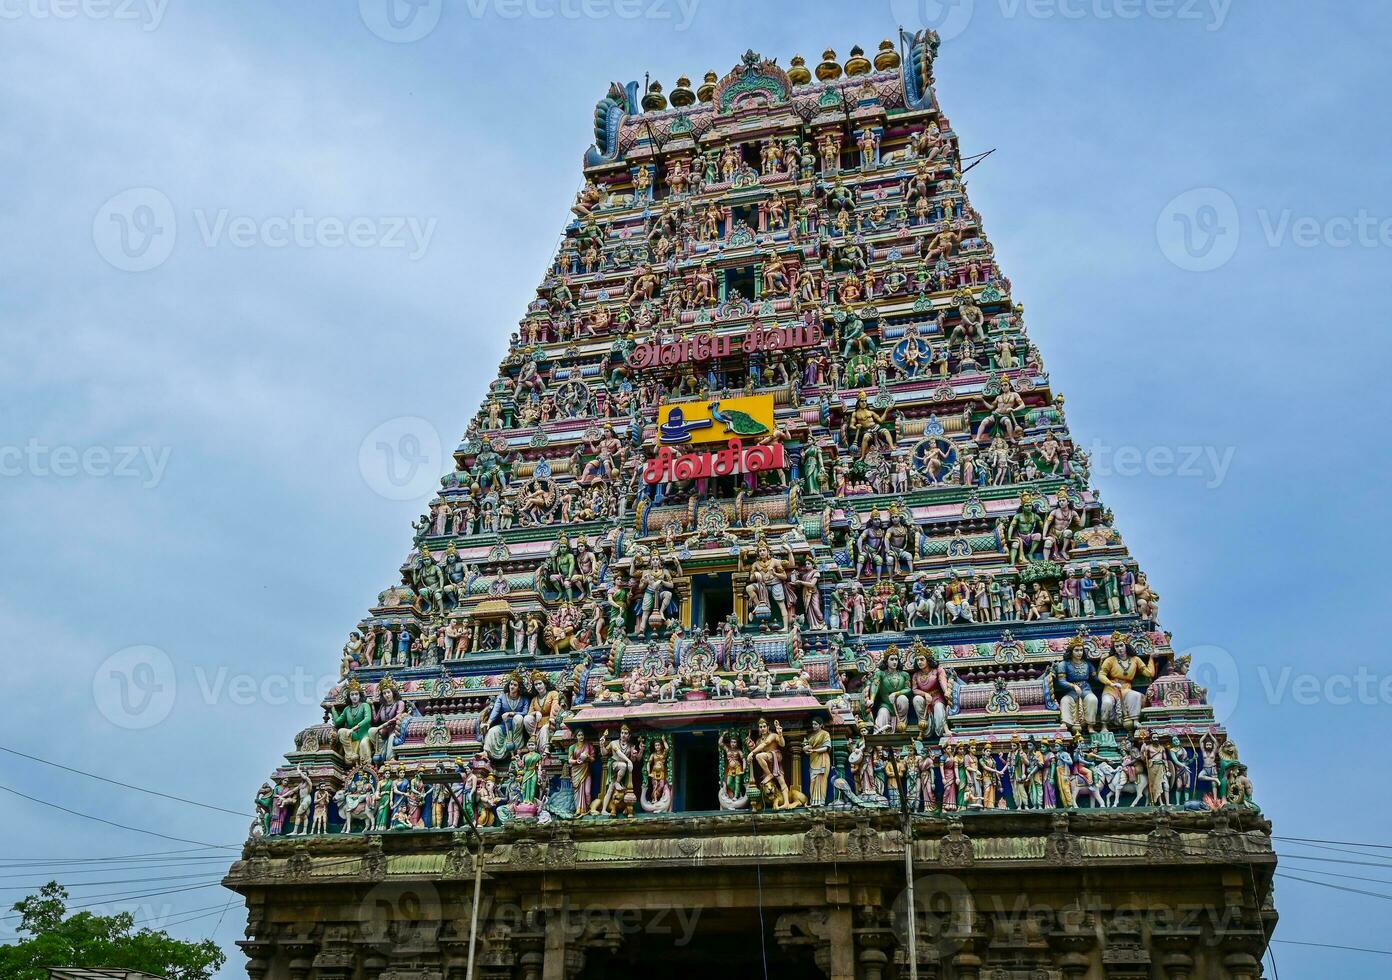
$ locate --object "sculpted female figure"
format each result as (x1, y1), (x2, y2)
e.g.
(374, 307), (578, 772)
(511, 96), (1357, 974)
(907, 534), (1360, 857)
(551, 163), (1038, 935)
(525, 672), (561, 748)
(911, 650), (953, 737)
(805, 717), (832, 806)
(568, 729), (596, 815)
(1098, 633), (1155, 733)
(370, 676), (410, 763)
(482, 675), (531, 764)
(797, 556), (826, 629)
(333, 678), (374, 767)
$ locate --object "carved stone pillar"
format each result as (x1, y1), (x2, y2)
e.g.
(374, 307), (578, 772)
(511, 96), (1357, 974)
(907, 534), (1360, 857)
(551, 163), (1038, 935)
(282, 940), (317, 980)
(240, 938), (274, 980)
(1152, 928), (1199, 980)
(1100, 918), (1150, 980)
(311, 948), (355, 980)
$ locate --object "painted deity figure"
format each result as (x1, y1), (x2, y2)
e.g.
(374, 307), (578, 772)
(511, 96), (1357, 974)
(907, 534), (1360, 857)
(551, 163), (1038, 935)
(569, 729), (597, 815)
(1098, 633), (1156, 732)
(333, 678), (374, 767)
(805, 717), (832, 806)
(598, 725), (642, 816)
(1052, 638), (1099, 735)
(746, 718), (796, 809)
(911, 650), (953, 737)
(743, 540), (792, 626)
(866, 648), (913, 733)
(482, 675), (531, 764)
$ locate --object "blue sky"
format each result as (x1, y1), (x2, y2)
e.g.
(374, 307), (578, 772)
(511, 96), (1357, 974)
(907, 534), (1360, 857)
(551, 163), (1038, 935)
(1, 1), (1389, 976)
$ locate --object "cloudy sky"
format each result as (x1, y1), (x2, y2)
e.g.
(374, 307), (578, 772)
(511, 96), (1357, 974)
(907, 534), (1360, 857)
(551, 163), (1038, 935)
(1, 1), (1388, 976)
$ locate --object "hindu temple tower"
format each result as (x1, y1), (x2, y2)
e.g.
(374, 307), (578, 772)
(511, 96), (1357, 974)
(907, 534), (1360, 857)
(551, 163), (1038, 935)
(225, 31), (1277, 980)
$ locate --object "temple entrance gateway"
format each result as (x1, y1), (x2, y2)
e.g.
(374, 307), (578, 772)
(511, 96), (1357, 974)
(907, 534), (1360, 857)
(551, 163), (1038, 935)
(674, 732), (719, 812)
(578, 907), (800, 980)
(693, 572), (734, 632)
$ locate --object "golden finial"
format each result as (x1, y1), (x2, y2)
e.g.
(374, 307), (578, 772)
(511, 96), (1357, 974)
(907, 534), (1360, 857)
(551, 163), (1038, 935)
(641, 81), (667, 112)
(874, 39), (901, 71)
(670, 75), (696, 107)
(815, 49), (841, 81)
(696, 70), (718, 102)
(844, 45), (872, 76)
(787, 55), (811, 86)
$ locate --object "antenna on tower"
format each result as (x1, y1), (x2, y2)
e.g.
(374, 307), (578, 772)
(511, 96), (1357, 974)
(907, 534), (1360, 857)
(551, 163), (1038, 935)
(960, 148), (997, 175)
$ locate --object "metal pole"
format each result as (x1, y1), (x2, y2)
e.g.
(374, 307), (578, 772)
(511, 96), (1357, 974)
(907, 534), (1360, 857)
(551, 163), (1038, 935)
(465, 821), (484, 980)
(897, 754), (919, 980)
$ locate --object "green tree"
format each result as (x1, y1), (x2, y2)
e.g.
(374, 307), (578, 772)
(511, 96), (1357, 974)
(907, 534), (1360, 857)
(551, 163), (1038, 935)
(0, 882), (226, 980)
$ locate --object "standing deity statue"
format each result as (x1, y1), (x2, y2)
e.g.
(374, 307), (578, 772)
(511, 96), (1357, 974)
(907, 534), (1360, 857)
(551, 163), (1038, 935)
(805, 717), (832, 806)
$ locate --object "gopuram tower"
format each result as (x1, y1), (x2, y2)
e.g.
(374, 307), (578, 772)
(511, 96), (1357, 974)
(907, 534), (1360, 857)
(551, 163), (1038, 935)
(226, 32), (1277, 980)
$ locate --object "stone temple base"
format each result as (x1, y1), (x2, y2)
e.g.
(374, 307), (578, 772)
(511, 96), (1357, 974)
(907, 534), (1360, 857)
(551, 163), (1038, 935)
(225, 809), (1276, 980)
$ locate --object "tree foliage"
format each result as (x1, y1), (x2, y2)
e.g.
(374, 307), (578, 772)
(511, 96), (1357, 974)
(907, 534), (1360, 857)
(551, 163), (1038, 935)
(0, 882), (227, 980)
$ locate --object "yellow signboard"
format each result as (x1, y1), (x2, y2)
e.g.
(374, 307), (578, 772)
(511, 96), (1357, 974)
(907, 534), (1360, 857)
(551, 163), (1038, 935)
(657, 395), (776, 446)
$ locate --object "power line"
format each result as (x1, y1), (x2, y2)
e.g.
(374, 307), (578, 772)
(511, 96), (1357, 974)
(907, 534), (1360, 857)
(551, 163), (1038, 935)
(0, 784), (238, 851)
(0, 872), (227, 891)
(0, 744), (253, 817)
(1275, 872), (1392, 902)
(0, 847), (231, 864)
(1272, 939), (1392, 957)
(1273, 835), (1392, 851)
